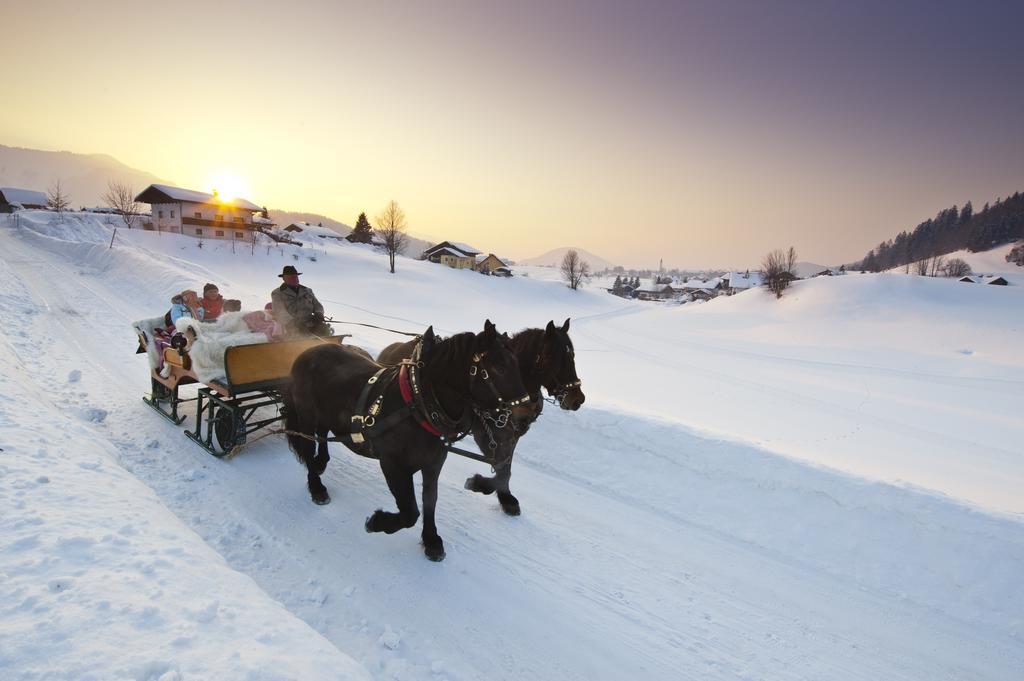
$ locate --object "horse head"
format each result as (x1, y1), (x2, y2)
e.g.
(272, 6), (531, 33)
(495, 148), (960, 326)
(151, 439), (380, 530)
(468, 320), (530, 411)
(541, 318), (585, 410)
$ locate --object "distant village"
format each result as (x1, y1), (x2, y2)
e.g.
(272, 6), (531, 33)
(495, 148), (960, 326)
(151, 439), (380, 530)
(0, 183), (513, 277)
(2, 182), (1016, 298)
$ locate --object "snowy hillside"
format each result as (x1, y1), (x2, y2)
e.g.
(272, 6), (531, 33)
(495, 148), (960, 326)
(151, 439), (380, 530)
(0, 144), (165, 208)
(2, 210), (1023, 680)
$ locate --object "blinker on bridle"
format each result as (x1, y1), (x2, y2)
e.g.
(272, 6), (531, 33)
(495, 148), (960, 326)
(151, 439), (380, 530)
(470, 351), (530, 407)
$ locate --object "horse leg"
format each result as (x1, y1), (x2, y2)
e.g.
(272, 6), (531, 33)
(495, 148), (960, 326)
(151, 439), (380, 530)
(464, 431), (503, 495)
(493, 455), (521, 516)
(465, 438), (521, 516)
(313, 426), (331, 475)
(282, 387), (329, 503)
(365, 460), (419, 536)
(420, 453), (447, 561)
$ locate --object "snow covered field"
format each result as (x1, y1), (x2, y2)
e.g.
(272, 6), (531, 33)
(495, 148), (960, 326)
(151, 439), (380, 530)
(2, 211), (1023, 680)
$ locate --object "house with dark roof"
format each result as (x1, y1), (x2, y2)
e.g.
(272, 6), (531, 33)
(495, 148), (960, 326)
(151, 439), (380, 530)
(474, 253), (511, 276)
(0, 187), (48, 212)
(422, 241), (482, 269)
(635, 283), (676, 301)
(135, 183), (262, 240)
(960, 275), (1009, 285)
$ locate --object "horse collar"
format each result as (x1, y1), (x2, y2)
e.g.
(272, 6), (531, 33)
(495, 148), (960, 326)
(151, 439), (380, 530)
(399, 363), (443, 437)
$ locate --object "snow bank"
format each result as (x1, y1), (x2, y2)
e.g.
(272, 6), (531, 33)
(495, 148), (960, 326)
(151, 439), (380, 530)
(0, 255), (370, 680)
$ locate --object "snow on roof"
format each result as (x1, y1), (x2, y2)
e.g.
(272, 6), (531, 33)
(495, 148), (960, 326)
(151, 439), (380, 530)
(135, 184), (261, 212)
(726, 272), (764, 289)
(0, 187), (48, 207)
(450, 241), (481, 255)
(434, 246), (472, 258)
(681, 277), (722, 290)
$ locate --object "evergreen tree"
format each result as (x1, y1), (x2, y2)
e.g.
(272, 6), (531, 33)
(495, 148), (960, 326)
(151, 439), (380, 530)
(348, 212), (374, 243)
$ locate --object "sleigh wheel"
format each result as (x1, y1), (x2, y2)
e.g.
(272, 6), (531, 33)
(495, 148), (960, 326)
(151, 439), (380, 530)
(213, 406), (245, 457)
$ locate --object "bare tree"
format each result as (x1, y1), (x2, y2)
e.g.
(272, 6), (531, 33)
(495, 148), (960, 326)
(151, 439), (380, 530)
(928, 254), (946, 277)
(941, 257), (971, 278)
(560, 249), (591, 290)
(761, 246), (798, 298)
(375, 200), (409, 274)
(103, 181), (140, 231)
(47, 179), (71, 222)
(914, 259), (929, 276)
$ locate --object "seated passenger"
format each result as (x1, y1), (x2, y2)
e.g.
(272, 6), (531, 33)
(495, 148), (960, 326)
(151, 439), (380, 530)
(270, 266), (331, 337)
(167, 289), (205, 326)
(201, 283), (224, 321)
(243, 303), (284, 342)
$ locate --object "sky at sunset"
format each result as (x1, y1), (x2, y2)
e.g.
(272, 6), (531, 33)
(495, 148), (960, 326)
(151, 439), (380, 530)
(2, 0), (1022, 268)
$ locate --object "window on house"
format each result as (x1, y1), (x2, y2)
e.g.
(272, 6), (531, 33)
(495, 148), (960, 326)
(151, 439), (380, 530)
(215, 214), (224, 222)
(194, 212), (202, 219)
(235, 231), (244, 238)
(215, 230), (224, 237)
(158, 210), (164, 219)
(195, 229), (203, 236)
(170, 210), (175, 218)
(233, 216), (244, 223)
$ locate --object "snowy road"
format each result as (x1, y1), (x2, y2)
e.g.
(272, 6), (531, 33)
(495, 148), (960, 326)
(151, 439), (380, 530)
(2, 219), (1023, 680)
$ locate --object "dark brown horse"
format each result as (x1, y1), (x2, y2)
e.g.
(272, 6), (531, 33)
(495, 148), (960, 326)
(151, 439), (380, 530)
(285, 320), (528, 561)
(378, 318), (584, 516)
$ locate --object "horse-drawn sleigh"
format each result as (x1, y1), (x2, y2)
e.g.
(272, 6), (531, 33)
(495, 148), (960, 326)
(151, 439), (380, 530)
(134, 312), (584, 560)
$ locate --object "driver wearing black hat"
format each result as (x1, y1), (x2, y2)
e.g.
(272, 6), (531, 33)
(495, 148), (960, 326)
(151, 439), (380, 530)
(270, 265), (331, 337)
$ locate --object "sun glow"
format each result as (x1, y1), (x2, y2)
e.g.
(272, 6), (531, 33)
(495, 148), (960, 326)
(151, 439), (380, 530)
(208, 170), (250, 203)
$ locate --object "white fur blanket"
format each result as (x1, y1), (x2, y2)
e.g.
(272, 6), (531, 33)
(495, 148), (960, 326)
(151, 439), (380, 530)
(174, 313), (269, 384)
(132, 315), (169, 371)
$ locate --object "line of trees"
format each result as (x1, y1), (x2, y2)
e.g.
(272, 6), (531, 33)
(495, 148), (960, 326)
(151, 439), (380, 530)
(853, 191), (1024, 272)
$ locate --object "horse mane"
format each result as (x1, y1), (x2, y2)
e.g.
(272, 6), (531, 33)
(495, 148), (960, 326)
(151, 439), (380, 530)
(509, 328), (545, 392)
(423, 331), (477, 381)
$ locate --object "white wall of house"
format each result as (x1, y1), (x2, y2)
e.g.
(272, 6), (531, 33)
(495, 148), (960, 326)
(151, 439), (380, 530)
(150, 202), (182, 232)
(145, 200), (255, 240)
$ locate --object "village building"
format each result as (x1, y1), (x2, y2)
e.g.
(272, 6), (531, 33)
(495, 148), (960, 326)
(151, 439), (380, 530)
(679, 277), (724, 298)
(687, 289), (716, 302)
(723, 271), (764, 294)
(635, 283), (676, 301)
(960, 275), (1009, 285)
(0, 187), (48, 212)
(135, 184), (262, 241)
(422, 241), (481, 269)
(474, 253), (511, 276)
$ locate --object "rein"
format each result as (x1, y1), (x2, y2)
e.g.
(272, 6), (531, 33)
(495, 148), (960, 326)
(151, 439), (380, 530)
(322, 318), (422, 337)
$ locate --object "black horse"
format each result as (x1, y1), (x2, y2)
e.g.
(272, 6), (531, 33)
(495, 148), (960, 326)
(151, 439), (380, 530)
(285, 320), (529, 561)
(378, 318), (584, 516)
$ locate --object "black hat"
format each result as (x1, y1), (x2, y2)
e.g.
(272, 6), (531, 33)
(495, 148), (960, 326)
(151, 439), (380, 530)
(278, 265), (302, 278)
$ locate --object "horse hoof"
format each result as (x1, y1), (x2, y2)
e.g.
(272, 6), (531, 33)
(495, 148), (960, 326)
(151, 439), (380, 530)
(424, 545), (446, 562)
(501, 502), (521, 516)
(313, 493), (331, 506)
(464, 476), (477, 491)
(364, 510), (383, 533)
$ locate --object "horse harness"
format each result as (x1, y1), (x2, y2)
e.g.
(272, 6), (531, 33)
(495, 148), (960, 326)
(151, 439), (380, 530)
(344, 341), (529, 466)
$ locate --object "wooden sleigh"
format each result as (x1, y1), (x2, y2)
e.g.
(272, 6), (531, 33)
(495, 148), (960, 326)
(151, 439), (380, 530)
(138, 331), (347, 457)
